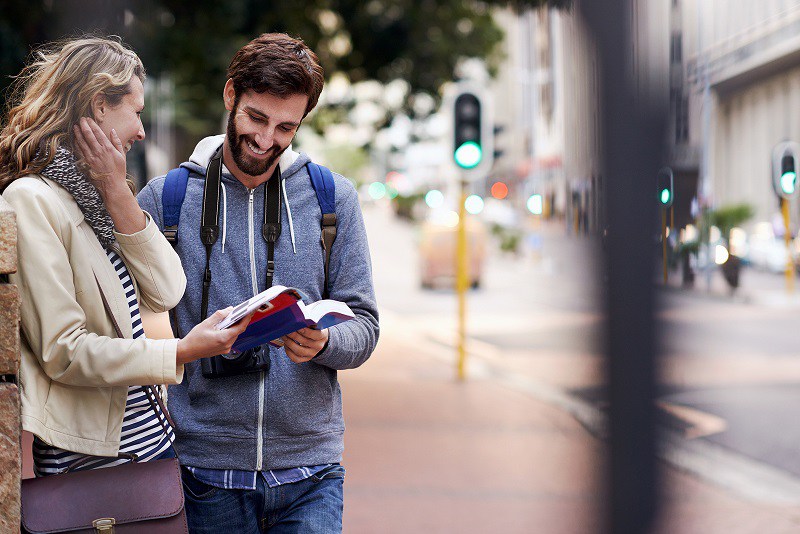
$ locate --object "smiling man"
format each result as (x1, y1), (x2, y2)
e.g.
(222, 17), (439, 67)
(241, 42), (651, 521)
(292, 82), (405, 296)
(137, 33), (379, 533)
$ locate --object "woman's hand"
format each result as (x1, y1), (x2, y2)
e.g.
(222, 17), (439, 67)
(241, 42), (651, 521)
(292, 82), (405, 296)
(176, 308), (254, 365)
(72, 117), (128, 196)
(72, 117), (145, 233)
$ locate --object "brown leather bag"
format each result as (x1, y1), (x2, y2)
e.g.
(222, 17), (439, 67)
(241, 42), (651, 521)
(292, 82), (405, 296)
(20, 281), (188, 532)
(20, 383), (188, 533)
(20, 456), (187, 533)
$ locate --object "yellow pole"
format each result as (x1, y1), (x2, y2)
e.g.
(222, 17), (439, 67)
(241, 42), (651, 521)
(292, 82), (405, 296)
(456, 180), (469, 380)
(662, 209), (668, 284)
(783, 198), (794, 293)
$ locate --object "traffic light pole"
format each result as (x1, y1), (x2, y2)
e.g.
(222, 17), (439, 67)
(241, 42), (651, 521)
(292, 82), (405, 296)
(456, 179), (469, 380)
(662, 209), (668, 284)
(782, 198), (794, 293)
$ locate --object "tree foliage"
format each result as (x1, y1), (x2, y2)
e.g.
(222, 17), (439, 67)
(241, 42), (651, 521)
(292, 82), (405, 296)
(1, 0), (564, 147)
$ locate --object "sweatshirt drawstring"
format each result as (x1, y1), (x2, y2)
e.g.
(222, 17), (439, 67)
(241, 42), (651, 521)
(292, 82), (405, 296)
(282, 177), (297, 254)
(220, 181), (228, 253)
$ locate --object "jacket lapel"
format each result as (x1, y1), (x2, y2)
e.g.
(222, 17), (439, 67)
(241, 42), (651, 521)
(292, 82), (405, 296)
(41, 176), (133, 339)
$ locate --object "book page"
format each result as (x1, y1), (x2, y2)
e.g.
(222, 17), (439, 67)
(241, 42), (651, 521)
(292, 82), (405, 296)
(215, 285), (292, 330)
(303, 299), (355, 329)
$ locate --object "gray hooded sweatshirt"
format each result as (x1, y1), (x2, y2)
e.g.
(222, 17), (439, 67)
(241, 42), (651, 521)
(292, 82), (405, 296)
(137, 135), (379, 471)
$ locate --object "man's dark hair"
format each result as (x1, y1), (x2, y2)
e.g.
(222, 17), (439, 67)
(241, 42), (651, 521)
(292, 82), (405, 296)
(228, 33), (324, 117)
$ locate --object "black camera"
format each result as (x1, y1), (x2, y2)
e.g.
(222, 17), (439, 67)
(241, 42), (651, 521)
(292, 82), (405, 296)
(200, 345), (270, 379)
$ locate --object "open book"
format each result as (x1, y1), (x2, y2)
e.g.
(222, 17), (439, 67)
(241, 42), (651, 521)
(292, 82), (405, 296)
(215, 285), (354, 354)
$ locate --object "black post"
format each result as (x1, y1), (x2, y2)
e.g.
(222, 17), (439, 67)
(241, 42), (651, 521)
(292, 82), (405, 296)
(580, 0), (665, 532)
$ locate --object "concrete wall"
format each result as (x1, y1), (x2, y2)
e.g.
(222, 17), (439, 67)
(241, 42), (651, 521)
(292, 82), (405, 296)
(0, 194), (21, 530)
(683, 0), (800, 225)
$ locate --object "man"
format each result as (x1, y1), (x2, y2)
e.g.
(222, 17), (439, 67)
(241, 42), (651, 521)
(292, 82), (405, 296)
(137, 33), (379, 532)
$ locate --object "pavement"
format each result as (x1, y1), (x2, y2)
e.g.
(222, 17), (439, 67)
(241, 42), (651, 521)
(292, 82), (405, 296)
(340, 304), (800, 533)
(341, 214), (800, 533)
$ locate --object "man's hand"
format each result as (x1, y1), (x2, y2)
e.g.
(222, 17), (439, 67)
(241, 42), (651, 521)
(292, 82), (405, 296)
(281, 327), (329, 364)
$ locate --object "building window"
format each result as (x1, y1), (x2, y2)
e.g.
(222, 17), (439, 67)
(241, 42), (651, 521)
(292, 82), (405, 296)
(673, 91), (689, 144)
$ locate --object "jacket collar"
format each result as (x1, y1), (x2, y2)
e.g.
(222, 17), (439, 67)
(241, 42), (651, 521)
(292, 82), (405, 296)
(39, 175), (133, 337)
(39, 175), (85, 226)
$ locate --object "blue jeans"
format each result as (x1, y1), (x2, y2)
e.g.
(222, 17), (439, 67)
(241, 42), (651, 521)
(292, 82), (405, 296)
(181, 465), (344, 533)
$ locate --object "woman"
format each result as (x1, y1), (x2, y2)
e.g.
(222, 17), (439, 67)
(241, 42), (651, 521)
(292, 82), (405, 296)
(0, 37), (249, 475)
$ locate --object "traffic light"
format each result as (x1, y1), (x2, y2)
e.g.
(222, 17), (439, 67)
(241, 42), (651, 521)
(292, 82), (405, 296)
(781, 154), (796, 195)
(656, 167), (674, 208)
(490, 181), (508, 200)
(453, 91), (482, 169)
(527, 194), (543, 215)
(452, 87), (493, 174)
(493, 124), (506, 162)
(772, 142), (799, 199)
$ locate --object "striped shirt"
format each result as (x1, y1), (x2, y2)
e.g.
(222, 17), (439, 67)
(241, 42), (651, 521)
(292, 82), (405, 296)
(32, 248), (174, 476)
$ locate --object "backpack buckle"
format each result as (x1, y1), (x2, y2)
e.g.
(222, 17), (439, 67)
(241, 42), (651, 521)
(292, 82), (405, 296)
(164, 225), (178, 243)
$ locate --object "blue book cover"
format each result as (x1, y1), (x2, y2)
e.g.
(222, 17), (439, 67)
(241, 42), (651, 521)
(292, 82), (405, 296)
(216, 285), (355, 354)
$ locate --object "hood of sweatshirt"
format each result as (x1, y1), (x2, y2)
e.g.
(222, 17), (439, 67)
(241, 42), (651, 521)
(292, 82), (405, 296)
(180, 134), (311, 254)
(182, 134), (305, 179)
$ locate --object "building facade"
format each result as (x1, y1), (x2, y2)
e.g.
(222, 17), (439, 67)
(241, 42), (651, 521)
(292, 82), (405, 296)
(491, 5), (601, 232)
(678, 0), (800, 230)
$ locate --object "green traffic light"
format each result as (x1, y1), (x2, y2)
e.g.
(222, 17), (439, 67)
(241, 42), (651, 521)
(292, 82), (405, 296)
(781, 171), (796, 195)
(454, 141), (482, 169)
(659, 188), (671, 205)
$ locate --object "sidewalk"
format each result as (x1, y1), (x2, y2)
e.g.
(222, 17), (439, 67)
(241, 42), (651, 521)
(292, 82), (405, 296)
(340, 304), (800, 533)
(663, 258), (800, 309)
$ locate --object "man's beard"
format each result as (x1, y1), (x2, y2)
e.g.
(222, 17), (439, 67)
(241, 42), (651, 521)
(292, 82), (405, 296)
(226, 111), (284, 177)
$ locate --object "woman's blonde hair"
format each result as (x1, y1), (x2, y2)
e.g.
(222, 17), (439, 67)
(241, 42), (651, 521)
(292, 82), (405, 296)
(0, 36), (145, 191)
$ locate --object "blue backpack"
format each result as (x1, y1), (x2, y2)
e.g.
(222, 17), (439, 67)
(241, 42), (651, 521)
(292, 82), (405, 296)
(160, 161), (337, 298)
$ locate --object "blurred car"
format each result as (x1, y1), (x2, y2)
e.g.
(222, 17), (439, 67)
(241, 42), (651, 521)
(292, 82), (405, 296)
(419, 215), (487, 289)
(745, 222), (791, 273)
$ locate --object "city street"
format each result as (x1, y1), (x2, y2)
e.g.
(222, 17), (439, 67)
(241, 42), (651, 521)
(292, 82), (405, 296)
(341, 202), (800, 532)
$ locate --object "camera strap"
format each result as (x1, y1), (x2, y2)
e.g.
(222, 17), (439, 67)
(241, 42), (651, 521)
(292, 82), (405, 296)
(200, 146), (282, 320)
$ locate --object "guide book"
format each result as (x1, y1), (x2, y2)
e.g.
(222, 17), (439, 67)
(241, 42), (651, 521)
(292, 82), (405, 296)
(216, 285), (354, 354)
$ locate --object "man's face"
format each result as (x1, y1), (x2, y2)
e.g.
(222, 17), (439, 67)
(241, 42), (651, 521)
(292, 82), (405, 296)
(224, 81), (308, 178)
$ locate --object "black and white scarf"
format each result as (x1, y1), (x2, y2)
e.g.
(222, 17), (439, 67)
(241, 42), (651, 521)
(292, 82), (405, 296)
(40, 147), (115, 247)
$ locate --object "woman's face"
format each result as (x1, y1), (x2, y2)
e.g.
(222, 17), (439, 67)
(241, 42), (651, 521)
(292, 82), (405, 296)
(97, 76), (145, 153)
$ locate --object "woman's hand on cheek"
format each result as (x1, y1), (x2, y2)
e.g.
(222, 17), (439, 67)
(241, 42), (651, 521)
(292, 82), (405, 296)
(72, 117), (127, 196)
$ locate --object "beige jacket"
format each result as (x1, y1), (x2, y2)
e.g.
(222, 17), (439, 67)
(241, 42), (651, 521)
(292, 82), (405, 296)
(3, 175), (186, 457)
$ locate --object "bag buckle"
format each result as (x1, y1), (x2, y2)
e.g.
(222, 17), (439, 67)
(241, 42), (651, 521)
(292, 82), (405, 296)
(93, 517), (115, 533)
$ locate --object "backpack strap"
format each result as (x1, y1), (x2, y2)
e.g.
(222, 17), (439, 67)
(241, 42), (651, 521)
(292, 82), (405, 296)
(162, 166), (190, 243)
(306, 162), (337, 299)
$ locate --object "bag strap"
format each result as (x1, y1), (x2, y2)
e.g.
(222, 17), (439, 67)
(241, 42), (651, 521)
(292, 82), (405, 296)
(62, 385), (173, 473)
(86, 274), (178, 471)
(162, 166), (190, 243)
(306, 162), (337, 299)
